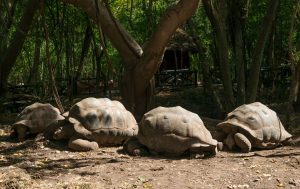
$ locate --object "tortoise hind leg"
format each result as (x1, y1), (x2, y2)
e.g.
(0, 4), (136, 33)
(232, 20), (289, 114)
(123, 137), (149, 156)
(234, 133), (251, 153)
(190, 143), (217, 158)
(68, 137), (99, 151)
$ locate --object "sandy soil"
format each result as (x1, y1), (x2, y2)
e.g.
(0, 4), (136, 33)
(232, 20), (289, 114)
(0, 126), (299, 189)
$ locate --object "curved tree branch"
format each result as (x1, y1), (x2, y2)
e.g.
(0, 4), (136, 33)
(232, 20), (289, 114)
(134, 0), (201, 95)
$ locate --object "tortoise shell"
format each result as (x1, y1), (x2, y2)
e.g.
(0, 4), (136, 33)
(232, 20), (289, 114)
(67, 97), (138, 145)
(216, 102), (292, 143)
(137, 106), (217, 155)
(13, 102), (64, 134)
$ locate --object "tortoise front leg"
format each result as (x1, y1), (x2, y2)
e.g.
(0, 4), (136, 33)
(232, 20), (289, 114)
(68, 137), (99, 151)
(14, 125), (28, 142)
(191, 145), (217, 158)
(234, 133), (251, 153)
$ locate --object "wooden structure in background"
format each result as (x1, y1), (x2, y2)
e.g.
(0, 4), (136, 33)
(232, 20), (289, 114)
(156, 29), (198, 89)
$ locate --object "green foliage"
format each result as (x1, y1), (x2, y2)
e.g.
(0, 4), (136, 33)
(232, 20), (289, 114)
(2, 0), (300, 104)
(110, 0), (170, 43)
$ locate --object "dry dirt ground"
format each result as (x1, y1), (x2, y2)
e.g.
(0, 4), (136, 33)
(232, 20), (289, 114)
(0, 88), (299, 189)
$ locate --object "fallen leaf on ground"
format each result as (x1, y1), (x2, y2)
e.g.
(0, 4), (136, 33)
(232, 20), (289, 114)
(35, 161), (45, 167)
(262, 174), (271, 177)
(62, 164), (70, 168)
(276, 178), (285, 187)
(143, 182), (153, 188)
(12, 153), (23, 157)
(0, 155), (6, 161)
(0, 130), (6, 136)
(277, 183), (285, 187)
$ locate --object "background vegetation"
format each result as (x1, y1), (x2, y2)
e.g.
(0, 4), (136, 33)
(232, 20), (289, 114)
(1, 0), (300, 124)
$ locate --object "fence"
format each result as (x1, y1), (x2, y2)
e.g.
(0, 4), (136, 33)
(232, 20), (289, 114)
(155, 69), (198, 89)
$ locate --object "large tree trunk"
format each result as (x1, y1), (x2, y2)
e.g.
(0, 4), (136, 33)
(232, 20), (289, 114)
(246, 0), (279, 103)
(203, 0), (235, 112)
(132, 0), (201, 119)
(62, 0), (201, 119)
(0, 0), (41, 96)
(230, 0), (246, 106)
(286, 0), (300, 128)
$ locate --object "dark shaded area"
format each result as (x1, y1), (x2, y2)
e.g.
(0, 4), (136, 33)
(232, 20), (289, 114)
(0, 136), (127, 180)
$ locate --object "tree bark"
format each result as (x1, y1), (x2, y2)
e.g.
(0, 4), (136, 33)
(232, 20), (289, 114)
(0, 0), (41, 96)
(203, 0), (234, 112)
(231, 0), (246, 106)
(131, 0), (201, 119)
(136, 0), (201, 94)
(286, 0), (300, 128)
(246, 0), (279, 103)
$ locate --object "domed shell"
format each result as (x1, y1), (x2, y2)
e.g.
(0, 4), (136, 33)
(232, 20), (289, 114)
(13, 103), (64, 133)
(217, 102), (292, 142)
(67, 98), (138, 144)
(137, 106), (217, 154)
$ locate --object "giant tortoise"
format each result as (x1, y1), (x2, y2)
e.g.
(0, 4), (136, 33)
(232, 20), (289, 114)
(124, 106), (218, 157)
(50, 97), (138, 151)
(215, 102), (293, 152)
(12, 102), (64, 141)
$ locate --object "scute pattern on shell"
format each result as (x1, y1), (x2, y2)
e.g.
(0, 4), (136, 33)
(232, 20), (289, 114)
(13, 103), (64, 133)
(137, 106), (217, 154)
(68, 97), (138, 141)
(217, 102), (292, 143)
